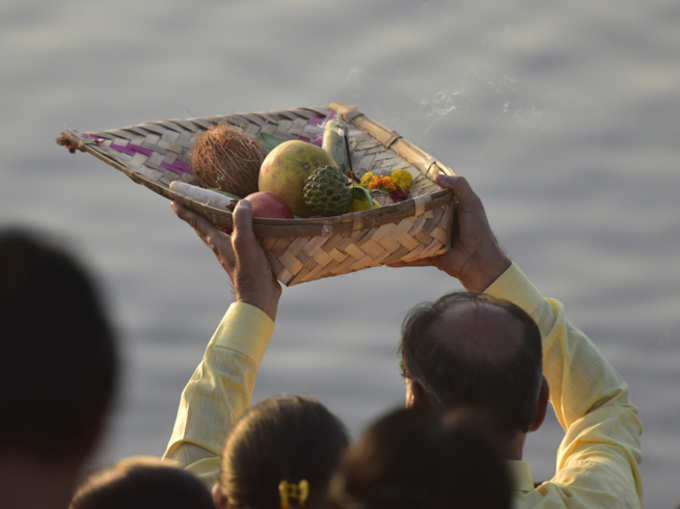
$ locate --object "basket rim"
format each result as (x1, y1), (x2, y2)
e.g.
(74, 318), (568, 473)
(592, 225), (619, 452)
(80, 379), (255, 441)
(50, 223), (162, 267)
(174, 187), (454, 237)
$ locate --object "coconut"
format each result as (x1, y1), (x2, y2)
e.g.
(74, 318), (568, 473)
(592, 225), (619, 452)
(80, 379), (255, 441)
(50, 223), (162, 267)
(191, 124), (266, 197)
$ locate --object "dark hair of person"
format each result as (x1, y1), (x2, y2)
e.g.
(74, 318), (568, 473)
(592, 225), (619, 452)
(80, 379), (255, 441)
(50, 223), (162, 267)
(219, 395), (349, 509)
(69, 456), (214, 509)
(326, 407), (512, 509)
(399, 292), (542, 432)
(0, 229), (119, 463)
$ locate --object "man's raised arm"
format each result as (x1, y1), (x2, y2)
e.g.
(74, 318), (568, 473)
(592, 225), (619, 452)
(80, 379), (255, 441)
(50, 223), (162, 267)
(162, 200), (281, 487)
(396, 174), (642, 507)
(484, 263), (642, 506)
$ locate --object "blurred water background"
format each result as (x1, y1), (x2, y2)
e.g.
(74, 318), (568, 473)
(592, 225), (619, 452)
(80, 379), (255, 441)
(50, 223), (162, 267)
(2, 0), (679, 506)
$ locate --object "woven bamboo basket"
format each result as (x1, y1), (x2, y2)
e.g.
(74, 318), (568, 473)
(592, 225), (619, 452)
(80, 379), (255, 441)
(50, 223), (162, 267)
(57, 102), (456, 286)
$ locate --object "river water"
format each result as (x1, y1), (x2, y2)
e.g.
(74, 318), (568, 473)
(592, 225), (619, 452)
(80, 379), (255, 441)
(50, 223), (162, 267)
(2, 1), (679, 506)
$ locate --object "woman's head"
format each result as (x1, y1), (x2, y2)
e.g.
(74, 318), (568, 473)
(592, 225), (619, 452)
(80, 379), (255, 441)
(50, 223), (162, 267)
(216, 396), (349, 509)
(327, 407), (512, 509)
(69, 456), (214, 509)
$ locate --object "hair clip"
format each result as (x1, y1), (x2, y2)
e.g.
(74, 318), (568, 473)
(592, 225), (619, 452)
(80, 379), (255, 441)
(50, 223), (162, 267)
(279, 479), (310, 509)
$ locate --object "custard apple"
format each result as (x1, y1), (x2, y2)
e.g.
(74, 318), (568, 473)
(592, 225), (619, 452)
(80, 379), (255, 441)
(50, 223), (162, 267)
(303, 165), (352, 216)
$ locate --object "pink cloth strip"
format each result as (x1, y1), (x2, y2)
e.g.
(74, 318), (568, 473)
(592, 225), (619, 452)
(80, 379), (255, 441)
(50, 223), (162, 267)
(308, 112), (334, 126)
(82, 133), (104, 144)
(302, 113), (334, 146)
(82, 133), (191, 174)
(297, 135), (323, 146)
(161, 160), (192, 174)
(110, 142), (153, 157)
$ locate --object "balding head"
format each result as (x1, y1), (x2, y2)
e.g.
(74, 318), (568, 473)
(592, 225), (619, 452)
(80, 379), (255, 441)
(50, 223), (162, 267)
(399, 293), (543, 433)
(432, 299), (527, 364)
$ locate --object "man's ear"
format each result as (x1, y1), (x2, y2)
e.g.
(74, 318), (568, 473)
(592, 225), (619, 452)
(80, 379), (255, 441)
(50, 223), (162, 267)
(405, 379), (427, 409)
(529, 376), (550, 432)
(212, 483), (228, 509)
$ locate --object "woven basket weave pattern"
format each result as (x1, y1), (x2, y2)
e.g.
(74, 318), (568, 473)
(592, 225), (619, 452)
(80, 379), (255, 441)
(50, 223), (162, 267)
(58, 103), (456, 285)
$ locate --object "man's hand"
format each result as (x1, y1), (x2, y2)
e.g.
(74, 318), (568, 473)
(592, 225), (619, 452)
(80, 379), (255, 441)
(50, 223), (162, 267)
(391, 174), (510, 292)
(172, 200), (282, 321)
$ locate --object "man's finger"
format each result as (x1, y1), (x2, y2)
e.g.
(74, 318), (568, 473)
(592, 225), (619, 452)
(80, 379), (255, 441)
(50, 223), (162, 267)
(436, 175), (481, 211)
(231, 200), (258, 257)
(173, 202), (218, 238)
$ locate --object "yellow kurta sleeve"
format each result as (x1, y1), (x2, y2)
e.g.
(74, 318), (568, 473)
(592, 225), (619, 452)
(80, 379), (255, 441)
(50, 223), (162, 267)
(485, 263), (643, 508)
(162, 301), (274, 487)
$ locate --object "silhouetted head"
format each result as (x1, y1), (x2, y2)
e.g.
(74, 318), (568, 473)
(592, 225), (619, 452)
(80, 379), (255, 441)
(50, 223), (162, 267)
(215, 395), (349, 509)
(326, 407), (512, 509)
(0, 229), (118, 466)
(69, 456), (214, 509)
(400, 292), (545, 434)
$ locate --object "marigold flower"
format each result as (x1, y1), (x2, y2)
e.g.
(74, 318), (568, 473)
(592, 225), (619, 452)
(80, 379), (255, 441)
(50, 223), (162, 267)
(391, 169), (413, 190)
(378, 176), (397, 192)
(360, 171), (409, 195)
(367, 176), (382, 190)
(360, 172), (375, 187)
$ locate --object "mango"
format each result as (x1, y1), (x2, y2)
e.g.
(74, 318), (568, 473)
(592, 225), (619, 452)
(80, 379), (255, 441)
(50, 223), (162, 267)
(258, 140), (337, 217)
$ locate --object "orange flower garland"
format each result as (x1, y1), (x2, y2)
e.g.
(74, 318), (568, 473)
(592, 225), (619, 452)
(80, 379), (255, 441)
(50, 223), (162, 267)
(359, 170), (413, 202)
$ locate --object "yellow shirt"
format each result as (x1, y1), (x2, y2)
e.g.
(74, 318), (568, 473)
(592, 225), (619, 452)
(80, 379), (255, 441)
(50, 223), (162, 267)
(486, 264), (643, 508)
(164, 263), (643, 507)
(163, 301), (274, 486)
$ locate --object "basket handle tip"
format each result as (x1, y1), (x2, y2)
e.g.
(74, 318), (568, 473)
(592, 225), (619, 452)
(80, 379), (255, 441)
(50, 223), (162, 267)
(328, 102), (363, 122)
(56, 132), (83, 153)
